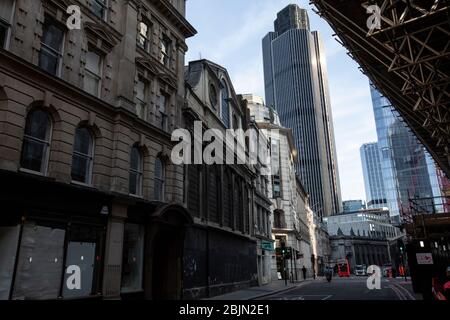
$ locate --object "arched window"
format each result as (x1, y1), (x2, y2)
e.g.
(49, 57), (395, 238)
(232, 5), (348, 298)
(71, 127), (94, 184)
(220, 79), (230, 128)
(129, 145), (143, 196)
(20, 109), (52, 174)
(154, 157), (165, 201)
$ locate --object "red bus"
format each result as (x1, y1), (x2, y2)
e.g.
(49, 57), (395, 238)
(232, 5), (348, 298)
(337, 259), (351, 277)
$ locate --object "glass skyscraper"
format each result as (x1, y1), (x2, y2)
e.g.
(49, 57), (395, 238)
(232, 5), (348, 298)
(262, 4), (342, 219)
(360, 142), (387, 209)
(370, 86), (444, 223)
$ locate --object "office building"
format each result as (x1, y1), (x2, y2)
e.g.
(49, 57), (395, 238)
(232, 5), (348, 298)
(262, 4), (342, 219)
(371, 86), (444, 223)
(360, 142), (387, 209)
(343, 200), (366, 213)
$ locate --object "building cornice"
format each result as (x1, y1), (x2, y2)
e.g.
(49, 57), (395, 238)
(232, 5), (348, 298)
(146, 0), (197, 38)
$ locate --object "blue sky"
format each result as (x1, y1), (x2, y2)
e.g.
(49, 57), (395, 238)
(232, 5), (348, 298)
(185, 0), (379, 202)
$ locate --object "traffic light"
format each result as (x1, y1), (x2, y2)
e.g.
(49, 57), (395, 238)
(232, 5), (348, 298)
(276, 245), (292, 259)
(397, 239), (406, 254)
(284, 247), (292, 259)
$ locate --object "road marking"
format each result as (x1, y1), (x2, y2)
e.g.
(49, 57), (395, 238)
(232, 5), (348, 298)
(389, 285), (406, 300)
(392, 283), (416, 300)
(322, 295), (332, 300)
(252, 281), (313, 300)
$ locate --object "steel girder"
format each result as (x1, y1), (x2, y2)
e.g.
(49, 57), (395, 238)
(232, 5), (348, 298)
(311, 0), (450, 179)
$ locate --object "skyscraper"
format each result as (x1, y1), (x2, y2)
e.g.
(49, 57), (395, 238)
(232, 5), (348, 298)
(262, 4), (342, 218)
(360, 142), (387, 209)
(370, 86), (444, 223)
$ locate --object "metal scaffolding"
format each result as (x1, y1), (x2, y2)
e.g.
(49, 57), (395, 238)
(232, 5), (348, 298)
(311, 0), (450, 179)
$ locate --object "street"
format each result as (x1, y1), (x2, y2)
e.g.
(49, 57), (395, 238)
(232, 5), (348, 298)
(258, 277), (419, 301)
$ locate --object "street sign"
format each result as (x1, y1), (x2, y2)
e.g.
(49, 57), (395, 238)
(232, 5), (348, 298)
(261, 241), (274, 252)
(416, 253), (434, 265)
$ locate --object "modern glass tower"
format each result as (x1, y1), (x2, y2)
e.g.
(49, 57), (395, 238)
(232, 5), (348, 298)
(370, 86), (444, 223)
(262, 4), (342, 218)
(360, 142), (387, 209)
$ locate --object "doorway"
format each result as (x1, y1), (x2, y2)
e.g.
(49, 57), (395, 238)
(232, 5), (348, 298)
(151, 224), (183, 300)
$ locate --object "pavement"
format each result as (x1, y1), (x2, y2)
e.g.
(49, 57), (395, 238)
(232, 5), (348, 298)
(207, 277), (422, 301)
(205, 279), (313, 300)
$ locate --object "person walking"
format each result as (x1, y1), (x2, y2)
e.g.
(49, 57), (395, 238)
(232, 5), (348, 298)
(302, 266), (307, 280)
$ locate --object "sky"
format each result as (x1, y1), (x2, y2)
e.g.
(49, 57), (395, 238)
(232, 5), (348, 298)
(185, 0), (379, 202)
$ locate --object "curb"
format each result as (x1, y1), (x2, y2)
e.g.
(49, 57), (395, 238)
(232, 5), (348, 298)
(248, 280), (313, 300)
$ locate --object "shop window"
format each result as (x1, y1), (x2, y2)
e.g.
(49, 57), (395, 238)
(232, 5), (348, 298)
(12, 223), (65, 300)
(62, 242), (96, 298)
(20, 109), (52, 174)
(121, 224), (144, 293)
(0, 226), (20, 300)
(71, 127), (94, 184)
(39, 18), (64, 76)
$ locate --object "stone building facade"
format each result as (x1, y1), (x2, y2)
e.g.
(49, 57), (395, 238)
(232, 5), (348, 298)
(0, 0), (197, 300)
(244, 94), (315, 281)
(182, 60), (272, 298)
(329, 236), (391, 273)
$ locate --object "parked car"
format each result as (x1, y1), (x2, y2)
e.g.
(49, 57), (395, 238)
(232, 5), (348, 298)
(355, 264), (367, 276)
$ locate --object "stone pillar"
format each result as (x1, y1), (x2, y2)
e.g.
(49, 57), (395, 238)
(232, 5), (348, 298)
(102, 201), (128, 299)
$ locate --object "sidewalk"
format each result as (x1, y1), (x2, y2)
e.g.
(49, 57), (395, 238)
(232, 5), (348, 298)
(205, 279), (312, 300)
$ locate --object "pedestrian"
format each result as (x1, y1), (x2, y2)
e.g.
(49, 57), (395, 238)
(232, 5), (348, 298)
(302, 266), (307, 280)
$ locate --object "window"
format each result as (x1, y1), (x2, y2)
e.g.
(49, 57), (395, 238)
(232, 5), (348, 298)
(121, 224), (144, 293)
(20, 109), (51, 174)
(135, 78), (147, 121)
(273, 175), (281, 198)
(209, 83), (217, 109)
(84, 51), (102, 97)
(233, 114), (239, 129)
(158, 92), (168, 131)
(138, 21), (150, 51)
(12, 223), (65, 300)
(90, 0), (108, 21)
(0, 225), (20, 300)
(160, 37), (170, 67)
(154, 157), (165, 201)
(0, 0), (14, 49)
(220, 80), (230, 128)
(71, 127), (94, 184)
(129, 146), (143, 196)
(39, 19), (64, 76)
